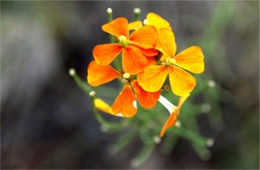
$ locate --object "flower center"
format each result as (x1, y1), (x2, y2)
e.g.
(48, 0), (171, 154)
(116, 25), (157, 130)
(165, 58), (176, 65)
(121, 72), (131, 84)
(162, 58), (176, 66)
(119, 35), (128, 48)
(123, 72), (131, 79)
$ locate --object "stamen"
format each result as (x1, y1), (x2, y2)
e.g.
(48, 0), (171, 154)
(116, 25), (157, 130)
(119, 35), (128, 48)
(169, 58), (176, 64)
(121, 78), (128, 84)
(165, 58), (176, 65)
(123, 72), (131, 79)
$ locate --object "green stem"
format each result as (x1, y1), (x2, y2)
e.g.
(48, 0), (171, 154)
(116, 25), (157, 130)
(133, 8), (141, 21)
(70, 71), (92, 94)
(175, 127), (208, 147)
(160, 134), (178, 154)
(109, 129), (137, 154)
(107, 8), (114, 43)
(107, 8), (122, 74)
(130, 143), (155, 168)
(70, 69), (127, 132)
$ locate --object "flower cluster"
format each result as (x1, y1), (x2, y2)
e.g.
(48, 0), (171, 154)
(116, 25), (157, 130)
(87, 12), (204, 137)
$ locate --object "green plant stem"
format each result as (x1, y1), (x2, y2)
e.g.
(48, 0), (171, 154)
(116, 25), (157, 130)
(109, 129), (137, 154)
(107, 11), (114, 43)
(71, 71), (127, 132)
(130, 143), (155, 168)
(72, 73), (92, 93)
(134, 9), (141, 21)
(175, 127), (208, 147)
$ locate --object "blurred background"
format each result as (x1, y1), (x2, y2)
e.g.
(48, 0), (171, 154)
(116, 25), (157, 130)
(1, 1), (259, 169)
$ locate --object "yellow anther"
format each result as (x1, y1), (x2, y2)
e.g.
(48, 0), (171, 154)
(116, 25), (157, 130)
(165, 58), (176, 65)
(121, 79), (128, 84)
(161, 62), (166, 66)
(119, 35), (128, 48)
(169, 58), (176, 64)
(123, 72), (131, 79)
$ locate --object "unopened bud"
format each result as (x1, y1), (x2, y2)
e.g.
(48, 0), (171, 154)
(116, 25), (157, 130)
(206, 138), (214, 147)
(69, 68), (76, 76)
(100, 125), (108, 132)
(143, 19), (149, 25)
(89, 91), (96, 97)
(133, 8), (141, 14)
(107, 8), (112, 14)
(208, 80), (216, 88)
(175, 121), (181, 127)
(201, 103), (211, 113)
(153, 136), (161, 144)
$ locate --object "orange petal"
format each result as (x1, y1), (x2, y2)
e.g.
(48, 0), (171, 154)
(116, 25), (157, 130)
(137, 65), (169, 92)
(157, 28), (177, 58)
(147, 57), (156, 65)
(160, 93), (189, 137)
(122, 47), (148, 74)
(128, 21), (143, 30)
(112, 85), (137, 117)
(132, 80), (160, 109)
(94, 98), (116, 116)
(133, 45), (159, 57)
(169, 66), (196, 96)
(87, 61), (120, 86)
(174, 46), (205, 74)
(102, 17), (129, 37)
(146, 12), (171, 30)
(160, 111), (178, 137)
(93, 44), (122, 65)
(129, 26), (158, 49)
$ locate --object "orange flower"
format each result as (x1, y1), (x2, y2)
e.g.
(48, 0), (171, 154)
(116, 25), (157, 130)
(137, 28), (204, 96)
(87, 61), (160, 117)
(159, 94), (189, 137)
(93, 17), (158, 74)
